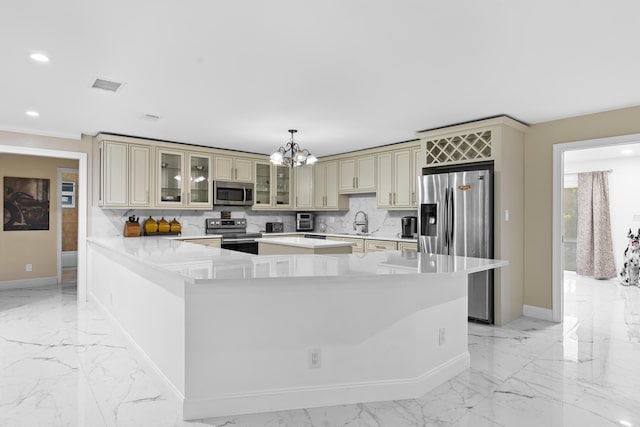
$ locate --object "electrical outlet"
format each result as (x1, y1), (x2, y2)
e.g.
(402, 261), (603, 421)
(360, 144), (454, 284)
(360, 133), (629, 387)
(309, 348), (322, 369)
(26, 264), (32, 272)
(438, 328), (446, 345)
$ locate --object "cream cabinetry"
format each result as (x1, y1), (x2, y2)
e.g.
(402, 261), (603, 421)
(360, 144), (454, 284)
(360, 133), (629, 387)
(214, 155), (253, 182)
(365, 239), (398, 252)
(180, 238), (221, 248)
(156, 148), (212, 209)
(376, 148), (417, 209)
(326, 236), (364, 253)
(295, 165), (314, 209)
(411, 146), (422, 206)
(98, 138), (151, 208)
(338, 155), (376, 193)
(314, 161), (349, 210)
(129, 145), (152, 206)
(398, 241), (417, 252)
(253, 162), (292, 210)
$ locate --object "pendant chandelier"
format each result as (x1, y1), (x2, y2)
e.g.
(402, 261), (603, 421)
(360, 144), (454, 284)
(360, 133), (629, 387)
(270, 129), (318, 167)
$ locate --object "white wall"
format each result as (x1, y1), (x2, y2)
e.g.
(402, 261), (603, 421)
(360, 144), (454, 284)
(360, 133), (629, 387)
(565, 156), (640, 273)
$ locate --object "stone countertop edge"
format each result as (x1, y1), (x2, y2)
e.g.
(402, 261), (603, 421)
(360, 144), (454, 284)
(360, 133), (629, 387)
(260, 232), (418, 243)
(87, 236), (507, 285)
(256, 237), (355, 249)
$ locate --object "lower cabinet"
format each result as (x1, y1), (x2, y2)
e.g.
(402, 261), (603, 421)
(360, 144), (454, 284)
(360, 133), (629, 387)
(326, 236), (365, 253)
(397, 242), (418, 252)
(180, 238), (221, 248)
(365, 239), (398, 252)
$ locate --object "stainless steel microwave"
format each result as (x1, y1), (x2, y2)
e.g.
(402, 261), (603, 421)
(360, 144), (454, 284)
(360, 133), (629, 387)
(213, 181), (254, 206)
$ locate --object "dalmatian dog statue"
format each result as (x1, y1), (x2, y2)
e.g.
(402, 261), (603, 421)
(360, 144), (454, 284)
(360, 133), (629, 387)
(620, 229), (640, 286)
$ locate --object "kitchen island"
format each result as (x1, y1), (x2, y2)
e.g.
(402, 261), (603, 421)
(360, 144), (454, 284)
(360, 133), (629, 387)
(87, 236), (506, 420)
(257, 236), (354, 255)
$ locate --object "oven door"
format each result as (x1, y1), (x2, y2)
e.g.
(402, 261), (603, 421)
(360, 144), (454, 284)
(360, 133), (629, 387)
(221, 239), (259, 254)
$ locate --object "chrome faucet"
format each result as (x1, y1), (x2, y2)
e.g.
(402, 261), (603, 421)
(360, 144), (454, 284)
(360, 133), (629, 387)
(353, 211), (368, 234)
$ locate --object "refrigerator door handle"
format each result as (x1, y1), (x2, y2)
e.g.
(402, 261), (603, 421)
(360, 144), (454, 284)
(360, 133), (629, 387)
(449, 187), (454, 245)
(443, 187), (449, 249)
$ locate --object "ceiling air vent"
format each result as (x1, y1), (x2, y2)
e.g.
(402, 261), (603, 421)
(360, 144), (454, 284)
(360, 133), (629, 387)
(91, 78), (122, 92)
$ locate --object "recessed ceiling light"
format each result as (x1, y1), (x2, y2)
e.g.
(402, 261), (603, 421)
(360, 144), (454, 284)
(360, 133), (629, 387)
(621, 149), (633, 155)
(26, 110), (39, 117)
(29, 53), (50, 63)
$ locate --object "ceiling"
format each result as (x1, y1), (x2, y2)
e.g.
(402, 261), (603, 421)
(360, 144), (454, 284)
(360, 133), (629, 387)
(2, 1), (640, 157)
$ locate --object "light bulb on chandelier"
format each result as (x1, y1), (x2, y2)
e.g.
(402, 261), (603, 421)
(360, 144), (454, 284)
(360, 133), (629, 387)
(270, 129), (318, 167)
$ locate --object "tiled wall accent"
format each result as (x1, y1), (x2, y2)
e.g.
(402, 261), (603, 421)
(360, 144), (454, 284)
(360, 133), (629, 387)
(90, 194), (417, 237)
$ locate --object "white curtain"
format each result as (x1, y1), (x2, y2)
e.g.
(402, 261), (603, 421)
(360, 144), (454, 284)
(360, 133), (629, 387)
(576, 171), (616, 279)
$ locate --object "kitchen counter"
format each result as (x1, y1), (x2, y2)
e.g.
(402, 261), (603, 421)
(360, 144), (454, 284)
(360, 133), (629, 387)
(256, 236), (354, 255)
(86, 236), (506, 420)
(263, 231), (418, 243)
(87, 236), (504, 284)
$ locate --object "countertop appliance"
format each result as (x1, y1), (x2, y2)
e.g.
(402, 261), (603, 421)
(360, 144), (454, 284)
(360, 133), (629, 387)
(205, 218), (262, 254)
(296, 212), (314, 232)
(213, 181), (254, 206)
(265, 222), (283, 233)
(303, 234), (326, 239)
(417, 167), (494, 323)
(401, 216), (417, 238)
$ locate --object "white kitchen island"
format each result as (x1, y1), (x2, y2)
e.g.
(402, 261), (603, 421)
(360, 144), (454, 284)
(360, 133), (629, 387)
(257, 236), (354, 255)
(87, 236), (506, 420)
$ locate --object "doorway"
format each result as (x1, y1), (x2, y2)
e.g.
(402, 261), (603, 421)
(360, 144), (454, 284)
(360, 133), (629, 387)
(0, 144), (87, 303)
(552, 132), (640, 321)
(57, 167), (79, 286)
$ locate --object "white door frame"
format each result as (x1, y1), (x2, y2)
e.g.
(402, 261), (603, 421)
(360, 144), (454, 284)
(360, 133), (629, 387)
(1, 145), (87, 303)
(552, 132), (640, 322)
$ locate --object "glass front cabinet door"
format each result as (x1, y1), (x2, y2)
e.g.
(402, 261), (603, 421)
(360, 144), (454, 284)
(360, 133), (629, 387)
(274, 166), (292, 208)
(157, 149), (184, 206)
(253, 162), (292, 209)
(255, 162), (272, 207)
(188, 153), (212, 207)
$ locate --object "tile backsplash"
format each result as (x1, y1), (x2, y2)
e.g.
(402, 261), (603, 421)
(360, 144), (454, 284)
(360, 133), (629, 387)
(90, 194), (416, 238)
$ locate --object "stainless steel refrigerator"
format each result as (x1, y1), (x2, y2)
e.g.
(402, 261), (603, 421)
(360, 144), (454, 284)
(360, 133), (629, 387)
(417, 169), (494, 323)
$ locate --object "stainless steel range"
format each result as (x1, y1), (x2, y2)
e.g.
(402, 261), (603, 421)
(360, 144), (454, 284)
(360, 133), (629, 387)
(205, 218), (262, 254)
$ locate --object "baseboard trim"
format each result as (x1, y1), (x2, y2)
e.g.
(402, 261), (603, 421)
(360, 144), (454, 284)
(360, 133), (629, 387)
(523, 304), (554, 322)
(0, 276), (57, 290)
(183, 352), (470, 419)
(89, 292), (185, 417)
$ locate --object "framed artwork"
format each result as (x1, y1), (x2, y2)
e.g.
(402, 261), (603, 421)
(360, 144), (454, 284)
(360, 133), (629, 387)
(3, 177), (50, 231)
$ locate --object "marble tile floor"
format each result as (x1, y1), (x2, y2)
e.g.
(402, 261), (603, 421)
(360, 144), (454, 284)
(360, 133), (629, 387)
(0, 272), (638, 426)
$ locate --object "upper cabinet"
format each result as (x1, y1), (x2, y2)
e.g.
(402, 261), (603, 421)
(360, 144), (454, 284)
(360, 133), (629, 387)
(376, 145), (421, 209)
(156, 148), (212, 209)
(157, 149), (184, 207)
(253, 162), (292, 210)
(314, 161), (348, 210)
(295, 165), (314, 210)
(338, 155), (376, 193)
(187, 152), (213, 207)
(214, 155), (253, 182)
(98, 138), (151, 208)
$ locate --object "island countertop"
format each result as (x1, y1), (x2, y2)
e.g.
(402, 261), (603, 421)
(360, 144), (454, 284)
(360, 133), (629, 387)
(87, 236), (507, 284)
(256, 236), (355, 249)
